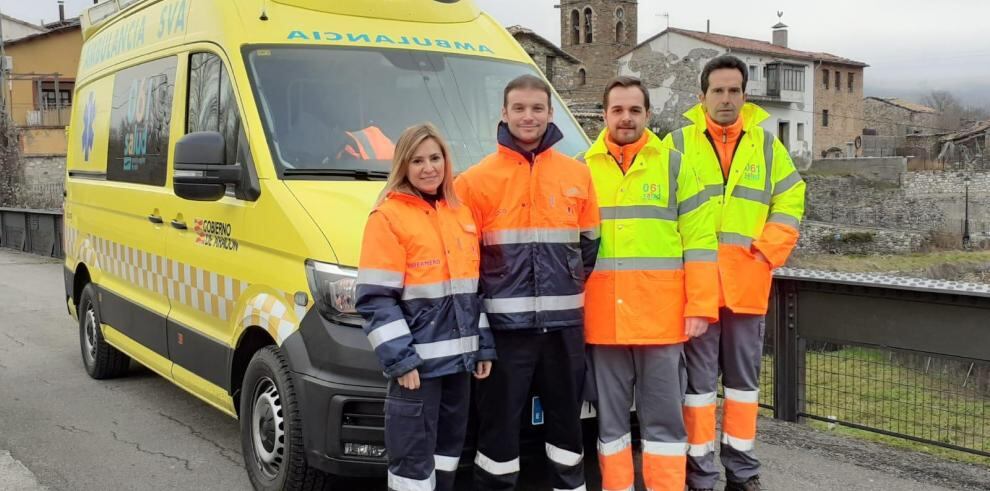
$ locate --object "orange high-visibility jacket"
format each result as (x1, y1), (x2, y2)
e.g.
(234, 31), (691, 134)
(583, 129), (719, 345)
(339, 126), (395, 160)
(455, 123), (600, 331)
(356, 192), (495, 379)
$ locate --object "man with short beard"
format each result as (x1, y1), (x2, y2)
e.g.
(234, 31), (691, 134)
(582, 76), (719, 491)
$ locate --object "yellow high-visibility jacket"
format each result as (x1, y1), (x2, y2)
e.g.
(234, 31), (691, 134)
(583, 129), (719, 345)
(664, 103), (805, 315)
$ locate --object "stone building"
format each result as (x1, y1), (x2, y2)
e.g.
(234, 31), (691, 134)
(614, 22), (864, 167)
(863, 97), (942, 136)
(557, 0), (638, 103)
(814, 61), (868, 158)
(508, 26), (585, 100)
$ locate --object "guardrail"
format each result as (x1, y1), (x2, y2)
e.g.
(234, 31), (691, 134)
(767, 268), (990, 457)
(0, 207), (64, 258)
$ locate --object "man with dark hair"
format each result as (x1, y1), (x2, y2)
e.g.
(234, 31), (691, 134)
(456, 74), (600, 491)
(583, 75), (718, 491)
(664, 54), (806, 491)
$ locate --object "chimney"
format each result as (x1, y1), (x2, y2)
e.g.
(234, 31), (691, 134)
(772, 11), (788, 47)
(58, 0), (65, 22)
(706, 19), (710, 33)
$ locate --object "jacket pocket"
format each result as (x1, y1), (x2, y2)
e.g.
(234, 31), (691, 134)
(719, 245), (772, 313)
(384, 396), (427, 463)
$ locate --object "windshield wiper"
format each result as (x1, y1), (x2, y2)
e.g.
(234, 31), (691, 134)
(283, 168), (391, 180)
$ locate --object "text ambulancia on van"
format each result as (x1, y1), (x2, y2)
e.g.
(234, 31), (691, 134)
(63, 0), (589, 488)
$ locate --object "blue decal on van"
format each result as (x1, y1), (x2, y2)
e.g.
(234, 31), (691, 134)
(82, 92), (97, 162)
(286, 30), (495, 54)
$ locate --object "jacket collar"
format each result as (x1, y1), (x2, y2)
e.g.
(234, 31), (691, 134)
(683, 102), (769, 132)
(384, 190), (444, 211)
(496, 121), (564, 163)
(586, 128), (665, 161)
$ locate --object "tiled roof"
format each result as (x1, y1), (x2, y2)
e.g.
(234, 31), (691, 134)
(622, 27), (868, 67)
(866, 97), (938, 114)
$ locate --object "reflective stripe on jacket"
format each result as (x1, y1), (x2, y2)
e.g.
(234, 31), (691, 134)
(664, 103), (806, 315)
(339, 126), (395, 160)
(584, 129), (719, 345)
(356, 192), (495, 379)
(455, 123), (600, 332)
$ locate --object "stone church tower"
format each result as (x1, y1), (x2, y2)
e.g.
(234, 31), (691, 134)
(559, 0), (638, 105)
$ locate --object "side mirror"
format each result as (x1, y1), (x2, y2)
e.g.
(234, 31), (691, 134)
(173, 131), (243, 201)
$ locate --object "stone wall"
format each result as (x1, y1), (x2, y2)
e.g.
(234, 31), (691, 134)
(807, 157), (906, 183)
(798, 221), (930, 254)
(803, 171), (990, 248)
(903, 170), (990, 196)
(813, 63), (865, 157)
(1, 155), (65, 210)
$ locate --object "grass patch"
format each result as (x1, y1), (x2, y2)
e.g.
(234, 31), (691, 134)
(756, 347), (990, 466)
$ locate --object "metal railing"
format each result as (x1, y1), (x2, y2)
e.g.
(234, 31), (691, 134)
(768, 268), (990, 457)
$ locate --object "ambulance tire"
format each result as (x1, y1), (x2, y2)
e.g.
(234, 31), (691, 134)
(240, 346), (330, 491)
(78, 284), (130, 379)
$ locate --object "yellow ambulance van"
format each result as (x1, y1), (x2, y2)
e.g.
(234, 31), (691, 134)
(63, 0), (590, 488)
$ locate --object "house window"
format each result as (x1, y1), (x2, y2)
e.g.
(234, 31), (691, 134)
(615, 8), (624, 42)
(545, 55), (556, 83)
(584, 7), (594, 43)
(797, 123), (805, 141)
(750, 65), (759, 81)
(835, 71), (841, 91)
(848, 72), (855, 92)
(578, 68), (587, 86)
(822, 69), (829, 89)
(822, 109), (829, 127)
(41, 88), (72, 108)
(782, 65), (804, 91)
(571, 10), (580, 45)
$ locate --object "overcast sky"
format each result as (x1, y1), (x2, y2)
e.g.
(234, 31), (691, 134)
(4, 0), (987, 106)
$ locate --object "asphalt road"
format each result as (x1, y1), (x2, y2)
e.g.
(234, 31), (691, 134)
(1, 249), (987, 490)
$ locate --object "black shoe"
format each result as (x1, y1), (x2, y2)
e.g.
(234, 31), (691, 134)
(725, 476), (763, 491)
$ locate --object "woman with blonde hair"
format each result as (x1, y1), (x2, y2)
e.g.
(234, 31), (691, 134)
(356, 123), (495, 491)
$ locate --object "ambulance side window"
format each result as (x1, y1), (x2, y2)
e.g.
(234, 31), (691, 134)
(106, 56), (177, 186)
(187, 52), (241, 166)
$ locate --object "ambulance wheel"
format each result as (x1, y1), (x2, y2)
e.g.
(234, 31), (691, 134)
(78, 284), (130, 379)
(241, 346), (330, 491)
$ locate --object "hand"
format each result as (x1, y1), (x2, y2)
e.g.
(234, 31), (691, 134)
(474, 361), (492, 380)
(684, 317), (709, 338)
(397, 369), (421, 390)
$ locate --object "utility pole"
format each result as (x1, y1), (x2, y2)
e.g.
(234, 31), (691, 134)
(963, 175), (971, 247)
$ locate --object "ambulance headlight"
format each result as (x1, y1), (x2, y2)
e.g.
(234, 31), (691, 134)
(305, 260), (362, 327)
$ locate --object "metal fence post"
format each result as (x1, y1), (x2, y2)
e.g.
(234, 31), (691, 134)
(774, 279), (802, 422)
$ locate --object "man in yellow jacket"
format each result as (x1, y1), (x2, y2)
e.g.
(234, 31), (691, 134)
(584, 76), (719, 491)
(664, 55), (806, 491)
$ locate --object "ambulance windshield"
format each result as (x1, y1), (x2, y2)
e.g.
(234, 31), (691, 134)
(245, 46), (589, 176)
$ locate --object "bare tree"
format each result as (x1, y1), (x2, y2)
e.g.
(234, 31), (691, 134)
(922, 90), (965, 132)
(0, 112), (20, 207)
